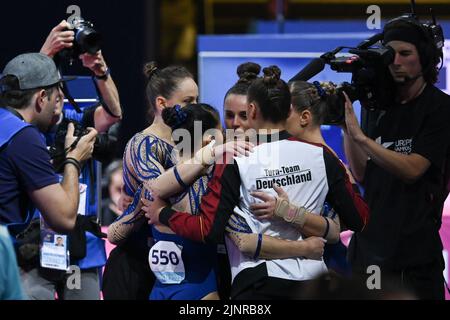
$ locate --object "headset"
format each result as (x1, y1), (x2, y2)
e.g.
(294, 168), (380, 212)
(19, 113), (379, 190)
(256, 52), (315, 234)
(382, 1), (445, 82)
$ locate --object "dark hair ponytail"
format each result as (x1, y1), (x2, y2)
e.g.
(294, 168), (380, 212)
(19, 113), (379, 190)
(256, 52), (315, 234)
(247, 65), (291, 123)
(143, 61), (193, 122)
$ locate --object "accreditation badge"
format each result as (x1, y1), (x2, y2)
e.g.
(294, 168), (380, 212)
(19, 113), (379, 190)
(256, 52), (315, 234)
(39, 216), (70, 271)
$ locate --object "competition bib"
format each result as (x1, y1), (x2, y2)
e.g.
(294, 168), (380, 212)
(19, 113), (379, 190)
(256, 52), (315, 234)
(149, 241), (185, 284)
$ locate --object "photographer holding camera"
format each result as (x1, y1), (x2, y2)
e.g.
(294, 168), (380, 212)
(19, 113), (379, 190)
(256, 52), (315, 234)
(343, 16), (450, 299)
(41, 20), (122, 131)
(11, 19), (123, 300)
(0, 52), (97, 264)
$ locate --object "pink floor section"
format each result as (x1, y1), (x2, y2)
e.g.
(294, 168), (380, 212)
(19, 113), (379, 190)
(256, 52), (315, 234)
(443, 197), (450, 300)
(102, 227), (116, 259)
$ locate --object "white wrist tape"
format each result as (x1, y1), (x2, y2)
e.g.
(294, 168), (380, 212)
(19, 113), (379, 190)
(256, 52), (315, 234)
(274, 198), (308, 228)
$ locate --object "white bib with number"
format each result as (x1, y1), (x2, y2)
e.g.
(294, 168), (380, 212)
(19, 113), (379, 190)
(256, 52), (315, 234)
(149, 241), (185, 284)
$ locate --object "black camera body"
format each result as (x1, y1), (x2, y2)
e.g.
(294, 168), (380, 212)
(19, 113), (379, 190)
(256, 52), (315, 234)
(289, 41), (397, 125)
(72, 17), (102, 55)
(60, 16), (102, 61)
(49, 117), (117, 170)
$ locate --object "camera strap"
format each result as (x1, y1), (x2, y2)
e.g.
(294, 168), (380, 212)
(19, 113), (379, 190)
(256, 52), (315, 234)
(51, 130), (83, 166)
(60, 80), (83, 113)
(91, 76), (122, 118)
(54, 54), (99, 114)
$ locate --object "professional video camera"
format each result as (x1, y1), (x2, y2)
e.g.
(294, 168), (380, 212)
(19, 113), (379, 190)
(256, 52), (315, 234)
(290, 0), (444, 125)
(49, 117), (118, 170)
(290, 34), (397, 125)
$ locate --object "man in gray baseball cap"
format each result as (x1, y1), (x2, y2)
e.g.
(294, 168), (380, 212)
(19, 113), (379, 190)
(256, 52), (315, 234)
(0, 52), (67, 133)
(0, 52), (97, 249)
(1, 52), (62, 91)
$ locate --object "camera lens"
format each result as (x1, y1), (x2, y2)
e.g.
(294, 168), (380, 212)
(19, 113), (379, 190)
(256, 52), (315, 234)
(76, 25), (102, 55)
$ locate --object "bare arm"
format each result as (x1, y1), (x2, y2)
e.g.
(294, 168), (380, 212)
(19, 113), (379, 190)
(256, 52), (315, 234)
(107, 187), (146, 245)
(146, 140), (253, 199)
(226, 231), (326, 260)
(300, 214), (340, 244)
(29, 124), (97, 233)
(250, 186), (341, 244)
(343, 93), (430, 184)
(353, 137), (429, 183)
(30, 165), (79, 232)
(224, 212), (326, 260)
(79, 51), (122, 132)
(40, 20), (74, 58)
(343, 130), (368, 183)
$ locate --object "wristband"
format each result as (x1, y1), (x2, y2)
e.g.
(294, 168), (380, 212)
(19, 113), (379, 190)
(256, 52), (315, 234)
(253, 233), (263, 260)
(95, 67), (110, 80)
(63, 157), (81, 175)
(173, 166), (188, 189)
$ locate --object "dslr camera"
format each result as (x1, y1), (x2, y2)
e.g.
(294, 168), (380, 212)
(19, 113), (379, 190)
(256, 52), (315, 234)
(49, 117), (118, 170)
(61, 16), (102, 60)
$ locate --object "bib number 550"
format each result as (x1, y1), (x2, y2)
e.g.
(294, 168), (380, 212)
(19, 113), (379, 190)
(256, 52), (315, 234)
(151, 249), (180, 266)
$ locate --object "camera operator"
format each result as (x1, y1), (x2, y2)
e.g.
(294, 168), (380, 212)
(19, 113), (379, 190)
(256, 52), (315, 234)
(13, 20), (123, 300)
(343, 17), (450, 299)
(0, 53), (96, 252)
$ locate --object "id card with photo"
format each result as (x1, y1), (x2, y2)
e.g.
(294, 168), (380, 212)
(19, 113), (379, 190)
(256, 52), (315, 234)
(39, 216), (69, 271)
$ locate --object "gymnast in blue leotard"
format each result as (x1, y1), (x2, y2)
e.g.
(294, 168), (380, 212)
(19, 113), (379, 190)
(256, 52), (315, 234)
(104, 62), (198, 300)
(146, 103), (221, 300)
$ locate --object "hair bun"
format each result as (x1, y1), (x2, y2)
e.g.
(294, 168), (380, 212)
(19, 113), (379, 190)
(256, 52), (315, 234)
(237, 62), (261, 83)
(262, 65), (281, 85)
(143, 61), (159, 79)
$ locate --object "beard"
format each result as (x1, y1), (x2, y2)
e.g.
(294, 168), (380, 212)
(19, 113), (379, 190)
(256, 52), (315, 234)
(45, 113), (63, 133)
(390, 68), (422, 85)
